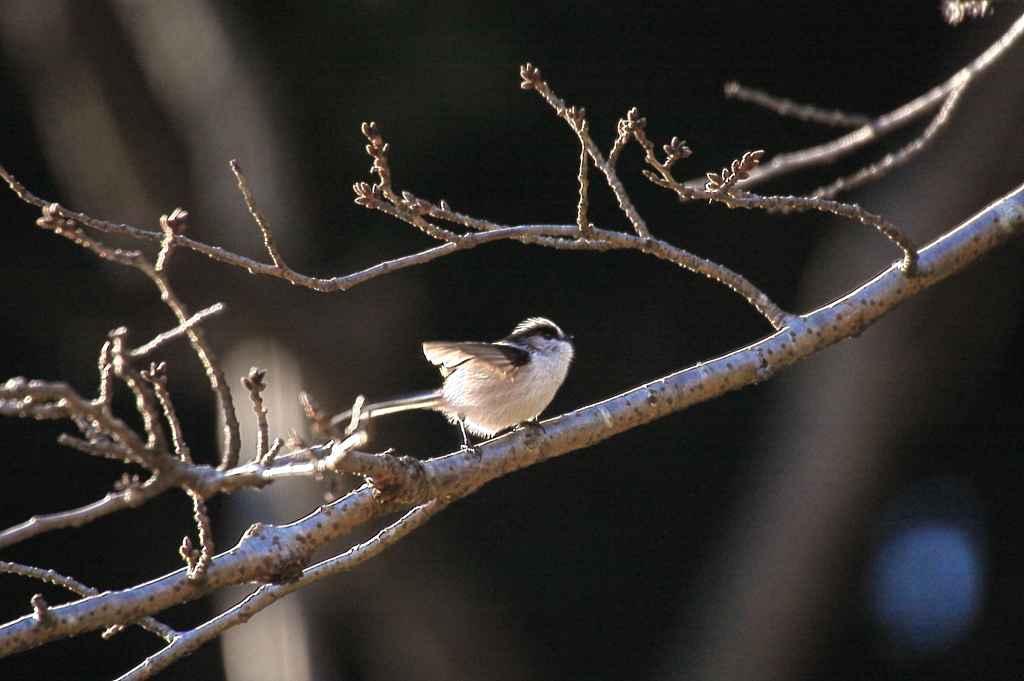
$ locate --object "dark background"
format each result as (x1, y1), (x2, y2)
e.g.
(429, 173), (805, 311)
(2, 1), (1023, 679)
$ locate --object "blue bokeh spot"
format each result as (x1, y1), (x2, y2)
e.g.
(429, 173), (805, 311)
(869, 522), (981, 655)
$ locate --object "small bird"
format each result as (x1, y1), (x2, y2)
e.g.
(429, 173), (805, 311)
(331, 318), (574, 444)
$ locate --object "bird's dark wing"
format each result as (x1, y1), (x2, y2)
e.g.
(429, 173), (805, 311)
(422, 341), (528, 378)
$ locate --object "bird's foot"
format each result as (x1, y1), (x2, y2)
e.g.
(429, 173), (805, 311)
(458, 419), (484, 460)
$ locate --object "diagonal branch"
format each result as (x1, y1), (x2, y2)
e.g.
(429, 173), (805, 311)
(716, 10), (1024, 191)
(806, 84), (967, 200)
(114, 499), (448, 681)
(723, 81), (875, 127)
(0, 475), (169, 550)
(129, 303), (227, 359)
(230, 160), (287, 269)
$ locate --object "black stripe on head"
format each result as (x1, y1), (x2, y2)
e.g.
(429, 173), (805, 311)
(508, 317), (565, 341)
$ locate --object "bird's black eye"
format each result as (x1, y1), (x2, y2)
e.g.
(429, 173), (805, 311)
(543, 331), (554, 339)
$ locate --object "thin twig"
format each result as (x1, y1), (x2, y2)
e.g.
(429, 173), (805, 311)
(0, 165), (331, 288)
(300, 390), (333, 436)
(230, 432), (373, 483)
(521, 63), (653, 238)
(1, 378), (154, 465)
(717, 10), (1024, 191)
(0, 561), (177, 642)
(141, 362), (191, 462)
(145, 268), (240, 470)
(242, 368), (270, 460)
(129, 303), (227, 358)
(724, 81), (874, 127)
(360, 123), (461, 242)
(364, 190), (794, 328)
(637, 138), (920, 275)
(0, 474), (168, 550)
(942, 0), (995, 25)
(576, 124), (592, 235)
(58, 434), (134, 461)
(110, 329), (169, 454)
(155, 209), (188, 271)
(30, 595), (53, 626)
(807, 84), (967, 200)
(720, 192), (919, 275)
(96, 340), (115, 410)
(262, 438), (284, 467)
(351, 131), (789, 327)
(230, 160), (286, 269)
(185, 493), (214, 579)
(3, 159), (786, 327)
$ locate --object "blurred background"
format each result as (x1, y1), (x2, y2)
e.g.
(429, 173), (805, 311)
(1, 1), (1023, 679)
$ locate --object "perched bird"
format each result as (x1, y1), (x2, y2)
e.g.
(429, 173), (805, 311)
(331, 317), (574, 444)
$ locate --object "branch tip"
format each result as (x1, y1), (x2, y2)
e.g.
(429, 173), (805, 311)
(520, 63), (541, 89)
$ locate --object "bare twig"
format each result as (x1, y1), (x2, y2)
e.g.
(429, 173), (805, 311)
(807, 85), (967, 200)
(147, 274), (240, 471)
(129, 303), (227, 358)
(262, 438), (284, 466)
(0, 377), (154, 465)
(141, 362), (191, 462)
(30, 595), (53, 626)
(356, 181), (792, 329)
(242, 368), (270, 460)
(360, 122), (461, 242)
(636, 136), (920, 275)
(96, 339), (115, 410)
(185, 493), (214, 579)
(716, 10), (1024, 191)
(300, 390), (333, 436)
(521, 63), (653, 238)
(230, 160), (286, 269)
(724, 81), (874, 128)
(0, 474), (167, 551)
(155, 208), (188, 271)
(233, 432), (375, 484)
(57, 434), (135, 461)
(0, 148), (792, 330)
(703, 150), (766, 196)
(716, 192), (919, 275)
(0, 163), (334, 288)
(942, 0), (995, 24)
(576, 124), (592, 235)
(110, 329), (169, 454)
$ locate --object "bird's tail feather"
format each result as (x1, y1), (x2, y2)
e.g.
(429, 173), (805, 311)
(330, 389), (443, 432)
